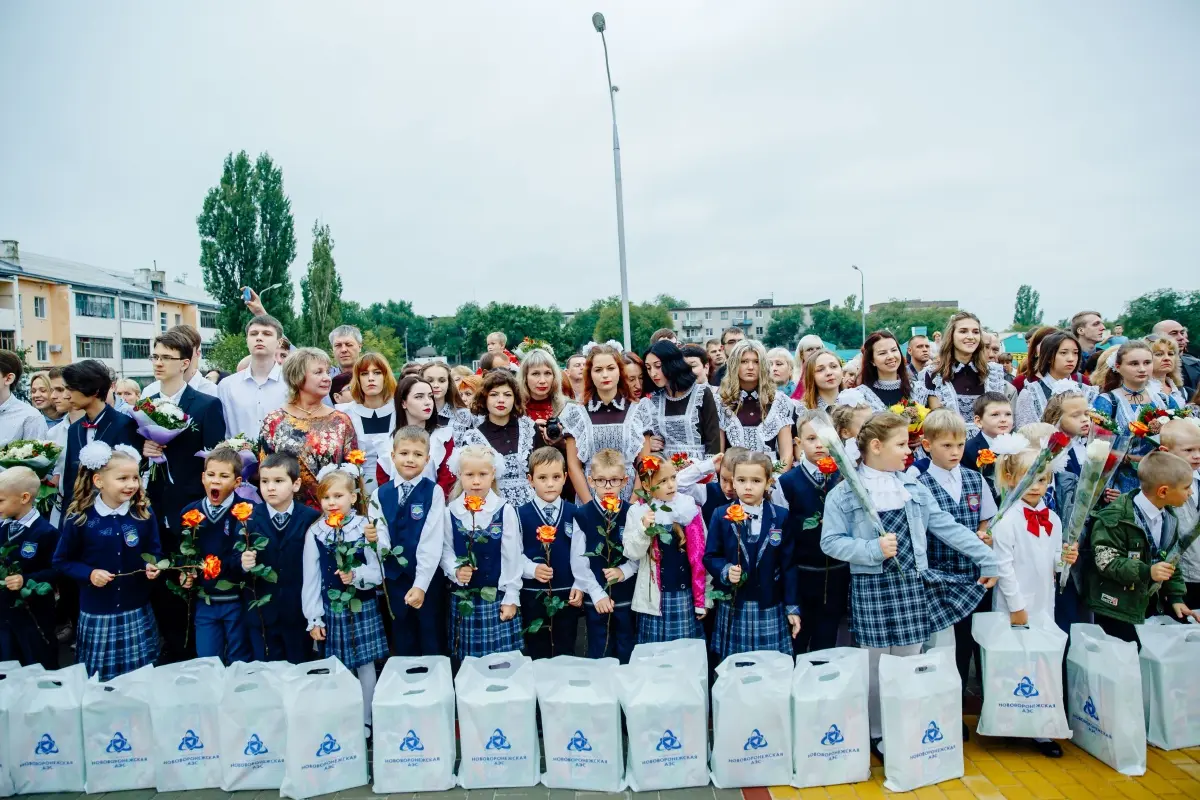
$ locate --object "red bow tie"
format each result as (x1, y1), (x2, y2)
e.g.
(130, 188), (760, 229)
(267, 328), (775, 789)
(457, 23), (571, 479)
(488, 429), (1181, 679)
(1024, 506), (1052, 537)
(81, 421), (99, 430)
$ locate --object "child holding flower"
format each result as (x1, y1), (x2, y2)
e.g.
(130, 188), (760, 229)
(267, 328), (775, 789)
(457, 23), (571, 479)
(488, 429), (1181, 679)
(964, 392), (1014, 501)
(1158, 419), (1200, 608)
(0, 466), (60, 668)
(622, 453), (709, 645)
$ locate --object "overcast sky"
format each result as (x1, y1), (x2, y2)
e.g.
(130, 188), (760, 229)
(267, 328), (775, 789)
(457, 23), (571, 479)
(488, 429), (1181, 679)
(2, 1), (1197, 330)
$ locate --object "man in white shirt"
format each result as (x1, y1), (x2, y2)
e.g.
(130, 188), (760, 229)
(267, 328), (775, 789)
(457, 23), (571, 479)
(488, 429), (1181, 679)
(141, 324), (217, 399)
(0, 349), (48, 446)
(218, 314), (289, 441)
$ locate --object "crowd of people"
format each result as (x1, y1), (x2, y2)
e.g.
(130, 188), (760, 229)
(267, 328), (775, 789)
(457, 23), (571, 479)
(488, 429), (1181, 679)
(0, 298), (1198, 759)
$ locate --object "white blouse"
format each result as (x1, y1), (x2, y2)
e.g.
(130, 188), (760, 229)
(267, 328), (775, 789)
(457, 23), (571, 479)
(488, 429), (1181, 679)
(301, 513), (383, 630)
(441, 490), (523, 608)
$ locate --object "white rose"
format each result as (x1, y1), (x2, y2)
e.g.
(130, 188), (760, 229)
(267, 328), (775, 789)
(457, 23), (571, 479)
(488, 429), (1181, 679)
(1084, 439), (1111, 463)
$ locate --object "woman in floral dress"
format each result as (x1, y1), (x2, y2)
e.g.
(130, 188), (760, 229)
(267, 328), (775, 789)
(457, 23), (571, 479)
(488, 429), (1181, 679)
(259, 347), (359, 509)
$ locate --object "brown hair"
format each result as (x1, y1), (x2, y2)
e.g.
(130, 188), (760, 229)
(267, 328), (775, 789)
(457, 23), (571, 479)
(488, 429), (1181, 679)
(420, 362), (465, 409)
(735, 451), (775, 482)
(393, 375), (438, 433)
(1034, 331), (1082, 379)
(935, 312), (988, 383)
(1099, 339), (1154, 394)
(471, 369), (525, 417)
(1041, 388), (1086, 427)
(589, 448), (626, 474)
(831, 404), (872, 441)
(583, 344), (636, 405)
(854, 411), (908, 456)
(527, 445), (565, 474)
(204, 446), (244, 474)
(349, 352), (398, 404)
(858, 331), (912, 397)
(1020, 327), (1058, 382)
(154, 328), (196, 361)
(315, 468), (367, 516)
(801, 349), (842, 410)
(1138, 451), (1193, 493)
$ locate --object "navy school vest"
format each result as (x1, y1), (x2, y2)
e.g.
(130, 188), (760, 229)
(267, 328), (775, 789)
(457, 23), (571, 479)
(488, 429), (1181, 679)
(517, 501), (575, 593)
(576, 499), (634, 604)
(378, 478), (437, 581)
(451, 507), (504, 590)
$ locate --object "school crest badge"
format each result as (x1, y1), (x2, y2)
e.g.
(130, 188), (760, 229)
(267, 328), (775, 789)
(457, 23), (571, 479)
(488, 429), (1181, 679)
(19, 541), (37, 559)
(410, 503), (424, 520)
(967, 493), (981, 512)
(123, 529), (140, 547)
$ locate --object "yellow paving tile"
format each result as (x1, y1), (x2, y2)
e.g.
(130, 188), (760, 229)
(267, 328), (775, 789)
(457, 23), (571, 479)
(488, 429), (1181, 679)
(1146, 750), (1193, 779)
(798, 788), (830, 800)
(1176, 762), (1200, 781)
(1112, 781), (1159, 800)
(1182, 747), (1200, 761)
(912, 787), (946, 799)
(847, 781), (885, 799)
(1029, 759), (1075, 784)
(1013, 770), (1065, 799)
(1059, 784), (1099, 800)
(973, 760), (1023, 787)
(771, 788), (801, 800)
(942, 792), (974, 800)
(1170, 778), (1200, 794)
(992, 752), (1038, 773)
(992, 787), (1036, 800)
(1135, 771), (1179, 793)
(824, 786), (856, 798)
(1159, 748), (1199, 765)
(938, 780), (967, 790)
(959, 774), (1006, 800)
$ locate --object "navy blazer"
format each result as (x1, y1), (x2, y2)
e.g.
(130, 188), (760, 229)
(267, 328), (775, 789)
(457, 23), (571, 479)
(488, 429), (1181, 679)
(963, 432), (998, 501)
(54, 507), (163, 614)
(62, 406), (143, 516)
(244, 501), (319, 625)
(181, 499), (249, 599)
(703, 501), (798, 611)
(778, 466), (843, 569)
(1, 514), (59, 617)
(147, 386), (226, 545)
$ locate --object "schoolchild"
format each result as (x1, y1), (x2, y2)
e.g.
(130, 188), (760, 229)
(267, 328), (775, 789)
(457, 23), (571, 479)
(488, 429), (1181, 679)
(0, 466), (59, 668)
(1159, 420), (1200, 608)
(963, 392), (1014, 501)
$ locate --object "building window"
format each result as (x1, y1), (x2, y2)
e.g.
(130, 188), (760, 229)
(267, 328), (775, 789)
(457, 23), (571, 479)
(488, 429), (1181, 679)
(160, 312), (168, 332)
(0, 331), (15, 350)
(755, 309), (763, 318)
(672, 312), (678, 321)
(705, 328), (713, 337)
(174, 313), (182, 327)
(33, 296), (47, 319)
(121, 299), (152, 322)
(76, 336), (114, 359)
(755, 326), (764, 335)
(74, 292), (115, 319)
(720, 310), (729, 320)
(122, 338), (151, 360)
(704, 310), (712, 319)
(200, 310), (218, 329)
(36, 340), (48, 361)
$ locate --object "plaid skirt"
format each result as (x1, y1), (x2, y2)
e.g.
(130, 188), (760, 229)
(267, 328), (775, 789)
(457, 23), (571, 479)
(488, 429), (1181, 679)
(452, 593), (523, 660)
(322, 596), (388, 669)
(77, 605), (159, 682)
(637, 589), (704, 644)
(850, 570), (930, 648)
(711, 599), (790, 660)
(923, 567), (987, 633)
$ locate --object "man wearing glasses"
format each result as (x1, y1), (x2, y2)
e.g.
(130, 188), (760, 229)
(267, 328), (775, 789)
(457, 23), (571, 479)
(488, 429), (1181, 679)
(1154, 319), (1200, 398)
(141, 324), (219, 400)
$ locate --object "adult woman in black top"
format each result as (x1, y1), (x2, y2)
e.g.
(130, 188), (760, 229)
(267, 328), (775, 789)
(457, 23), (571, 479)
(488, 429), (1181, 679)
(839, 330), (912, 411)
(642, 340), (721, 462)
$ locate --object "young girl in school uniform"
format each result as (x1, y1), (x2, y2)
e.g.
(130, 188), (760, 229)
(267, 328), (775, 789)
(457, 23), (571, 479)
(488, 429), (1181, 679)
(717, 339), (795, 468)
(301, 463), (388, 736)
(703, 451), (800, 659)
(442, 444), (524, 661)
(53, 442), (163, 681)
(820, 412), (999, 758)
(623, 455), (709, 644)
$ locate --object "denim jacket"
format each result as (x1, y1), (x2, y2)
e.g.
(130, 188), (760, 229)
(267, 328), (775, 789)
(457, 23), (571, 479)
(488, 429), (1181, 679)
(819, 470), (999, 577)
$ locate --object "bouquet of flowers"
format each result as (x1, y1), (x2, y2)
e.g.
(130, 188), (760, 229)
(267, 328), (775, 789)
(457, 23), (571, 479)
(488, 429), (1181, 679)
(132, 397), (192, 480)
(1087, 410), (1118, 435)
(1057, 431), (1132, 591)
(1136, 405), (1194, 443)
(989, 431), (1071, 530)
(0, 439), (63, 514)
(514, 337), (555, 361)
(889, 399), (930, 434)
(1151, 517), (1200, 595)
(811, 419), (888, 538)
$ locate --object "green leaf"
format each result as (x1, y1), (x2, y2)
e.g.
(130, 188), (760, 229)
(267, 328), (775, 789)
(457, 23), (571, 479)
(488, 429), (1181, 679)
(349, 597), (363, 613)
(803, 514), (822, 531)
(479, 586), (498, 603)
(141, 553), (157, 563)
(523, 618), (545, 634)
(214, 579), (237, 590)
(253, 536), (270, 550)
(156, 559), (171, 570)
(661, 504), (672, 512)
(255, 593), (273, 607)
(706, 587), (732, 602)
(398, 557), (409, 567)
(34, 582), (53, 596)
(457, 599), (474, 616)
(19, 587), (31, 598)
(326, 588), (340, 601)
(261, 568), (278, 584)
(340, 590), (353, 603)
(234, 540), (247, 553)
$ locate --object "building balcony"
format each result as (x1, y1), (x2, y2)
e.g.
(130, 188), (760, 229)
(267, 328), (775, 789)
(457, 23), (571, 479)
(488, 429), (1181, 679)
(0, 307), (14, 331)
(681, 320), (703, 331)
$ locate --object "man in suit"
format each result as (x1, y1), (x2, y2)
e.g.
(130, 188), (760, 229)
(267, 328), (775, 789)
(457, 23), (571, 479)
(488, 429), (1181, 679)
(142, 329), (226, 664)
(1154, 319), (1200, 399)
(60, 360), (143, 514)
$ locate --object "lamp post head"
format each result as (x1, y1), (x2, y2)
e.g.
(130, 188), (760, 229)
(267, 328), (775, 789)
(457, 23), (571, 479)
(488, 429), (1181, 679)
(592, 12), (606, 32)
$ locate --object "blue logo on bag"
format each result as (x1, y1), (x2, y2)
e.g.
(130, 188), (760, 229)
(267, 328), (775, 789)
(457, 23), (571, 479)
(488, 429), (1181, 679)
(34, 734), (59, 755)
(656, 730), (682, 752)
(123, 530), (139, 547)
(744, 729), (768, 750)
(821, 724), (845, 746)
(485, 728), (511, 750)
(178, 729), (204, 751)
(399, 730), (424, 752)
(106, 732), (132, 754)
(19, 541), (37, 558)
(921, 721), (943, 745)
(1013, 676), (1040, 699)
(243, 734), (268, 756)
(316, 734), (341, 757)
(567, 730), (592, 752)
(410, 503), (424, 520)
(1084, 696), (1099, 721)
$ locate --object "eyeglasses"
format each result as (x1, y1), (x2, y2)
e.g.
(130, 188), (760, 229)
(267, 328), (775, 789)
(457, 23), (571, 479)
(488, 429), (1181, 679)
(149, 355), (185, 363)
(590, 477), (626, 488)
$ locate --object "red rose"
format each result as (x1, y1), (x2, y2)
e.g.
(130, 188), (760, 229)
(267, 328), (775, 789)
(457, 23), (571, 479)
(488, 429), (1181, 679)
(1047, 432), (1070, 452)
(1156, 409), (1169, 418)
(1103, 453), (1119, 472)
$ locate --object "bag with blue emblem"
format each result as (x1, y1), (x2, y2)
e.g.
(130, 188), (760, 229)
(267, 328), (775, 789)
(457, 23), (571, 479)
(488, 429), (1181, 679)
(5, 663), (87, 794)
(219, 661), (291, 792)
(1136, 616), (1200, 750)
(453, 650), (538, 789)
(710, 651), (793, 788)
(791, 648), (871, 788)
(971, 612), (1070, 740)
(878, 649), (964, 792)
(371, 656), (456, 793)
(534, 655), (624, 791)
(279, 658), (369, 800)
(82, 664), (156, 793)
(1066, 623), (1146, 775)
(0, 663), (47, 797)
(618, 658), (708, 791)
(150, 659), (225, 791)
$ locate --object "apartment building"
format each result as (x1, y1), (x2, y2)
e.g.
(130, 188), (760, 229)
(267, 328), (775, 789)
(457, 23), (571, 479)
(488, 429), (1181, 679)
(0, 240), (220, 384)
(668, 298), (831, 344)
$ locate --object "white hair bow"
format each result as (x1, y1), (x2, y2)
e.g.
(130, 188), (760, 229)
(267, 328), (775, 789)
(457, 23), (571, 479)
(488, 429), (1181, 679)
(1104, 348), (1120, 369)
(316, 462), (361, 482)
(837, 387), (871, 409)
(990, 433), (1030, 456)
(447, 445), (506, 477)
(1049, 378), (1082, 397)
(78, 442), (142, 471)
(581, 340), (624, 358)
(843, 439), (862, 465)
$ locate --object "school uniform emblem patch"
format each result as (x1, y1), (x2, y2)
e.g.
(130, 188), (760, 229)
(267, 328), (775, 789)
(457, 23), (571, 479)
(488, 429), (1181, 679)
(768, 529), (783, 546)
(123, 529), (140, 547)
(19, 541), (37, 559)
(967, 493), (981, 512)
(488, 523), (503, 539)
(410, 504), (424, 520)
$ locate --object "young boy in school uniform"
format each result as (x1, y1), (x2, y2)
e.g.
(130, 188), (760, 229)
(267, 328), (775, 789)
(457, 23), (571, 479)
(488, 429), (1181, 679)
(964, 392), (1013, 502)
(242, 453), (320, 663)
(1159, 419), (1200, 608)
(0, 467), (59, 668)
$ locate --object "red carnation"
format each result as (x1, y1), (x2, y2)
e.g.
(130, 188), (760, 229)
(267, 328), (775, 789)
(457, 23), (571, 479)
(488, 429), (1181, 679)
(1047, 432), (1070, 452)
(1103, 453), (1119, 473)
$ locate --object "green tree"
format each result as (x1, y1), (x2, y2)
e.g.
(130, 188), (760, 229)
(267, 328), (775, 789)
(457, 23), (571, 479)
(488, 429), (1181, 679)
(341, 300), (431, 355)
(805, 304), (863, 350)
(298, 220), (342, 348)
(202, 331), (250, 373)
(561, 297), (618, 355)
(594, 301), (673, 353)
(1116, 289), (1200, 339)
(429, 315), (470, 364)
(1012, 284), (1044, 328)
(866, 302), (956, 343)
(362, 327), (404, 371)
(763, 306), (807, 349)
(653, 294), (688, 310)
(197, 151), (297, 334)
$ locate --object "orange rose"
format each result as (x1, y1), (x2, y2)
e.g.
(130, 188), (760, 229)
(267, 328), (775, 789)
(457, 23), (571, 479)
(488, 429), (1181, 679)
(326, 511), (346, 529)
(345, 450), (366, 466)
(231, 502), (254, 523)
(976, 449), (996, 468)
(181, 509), (205, 529)
(536, 525), (557, 545)
(816, 457), (838, 475)
(1129, 421), (1149, 437)
(201, 554), (221, 581)
(600, 494), (621, 514)
(640, 455), (662, 474)
(464, 495), (486, 513)
(725, 504), (748, 524)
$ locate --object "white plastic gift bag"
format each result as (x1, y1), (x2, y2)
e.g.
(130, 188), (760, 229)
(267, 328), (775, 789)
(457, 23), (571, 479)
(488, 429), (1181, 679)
(455, 650), (539, 789)
(219, 661), (288, 791)
(921, 626), (956, 656)
(878, 650), (963, 792)
(534, 656), (624, 791)
(81, 665), (155, 793)
(372, 656), (456, 793)
(791, 647), (870, 788)
(0, 663), (44, 797)
(1137, 617), (1200, 750)
(279, 658), (369, 800)
(630, 639), (709, 723)
(972, 612), (1070, 739)
(1067, 623), (1145, 775)
(619, 659), (708, 791)
(6, 663), (88, 794)
(149, 659), (224, 791)
(710, 651), (793, 788)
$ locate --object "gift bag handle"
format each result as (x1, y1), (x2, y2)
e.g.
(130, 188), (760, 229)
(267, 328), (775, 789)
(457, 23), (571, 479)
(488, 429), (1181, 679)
(36, 680), (64, 689)
(485, 684), (509, 693)
(234, 682), (260, 693)
(569, 679), (592, 688)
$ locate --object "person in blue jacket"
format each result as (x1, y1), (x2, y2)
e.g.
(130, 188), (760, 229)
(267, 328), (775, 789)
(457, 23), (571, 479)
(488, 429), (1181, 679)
(0, 467), (60, 668)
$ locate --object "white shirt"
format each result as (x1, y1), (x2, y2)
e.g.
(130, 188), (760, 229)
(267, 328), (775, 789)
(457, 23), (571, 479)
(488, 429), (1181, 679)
(369, 477), (446, 594)
(927, 463), (998, 520)
(992, 500), (1062, 621)
(94, 496), (132, 517)
(218, 363), (288, 440)
(301, 513), (383, 630)
(266, 500), (295, 523)
(141, 372), (218, 400)
(1134, 492), (1165, 549)
(6, 508), (40, 539)
(204, 492), (235, 519)
(440, 491), (523, 607)
(859, 465), (911, 511)
(0, 394), (48, 445)
(1179, 471), (1200, 581)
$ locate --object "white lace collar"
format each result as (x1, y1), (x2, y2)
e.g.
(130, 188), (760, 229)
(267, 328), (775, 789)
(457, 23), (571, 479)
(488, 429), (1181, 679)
(316, 511), (365, 540)
(95, 497), (131, 517)
(587, 394), (626, 413)
(636, 492), (699, 526)
(873, 377), (901, 390)
(353, 400), (394, 419)
(449, 490), (504, 528)
(858, 464), (912, 511)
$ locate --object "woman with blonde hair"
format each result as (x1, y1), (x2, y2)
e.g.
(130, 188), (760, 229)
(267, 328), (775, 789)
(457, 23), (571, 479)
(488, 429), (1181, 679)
(717, 339), (794, 467)
(766, 347), (797, 397)
(1146, 334), (1188, 407)
(28, 370), (64, 427)
(518, 347), (569, 442)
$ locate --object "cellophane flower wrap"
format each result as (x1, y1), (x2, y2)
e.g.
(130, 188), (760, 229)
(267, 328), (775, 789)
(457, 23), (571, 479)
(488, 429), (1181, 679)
(1057, 429), (1132, 591)
(990, 431), (1071, 530)
(1151, 516), (1200, 595)
(811, 418), (887, 538)
(132, 397), (192, 474)
(0, 439), (63, 513)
